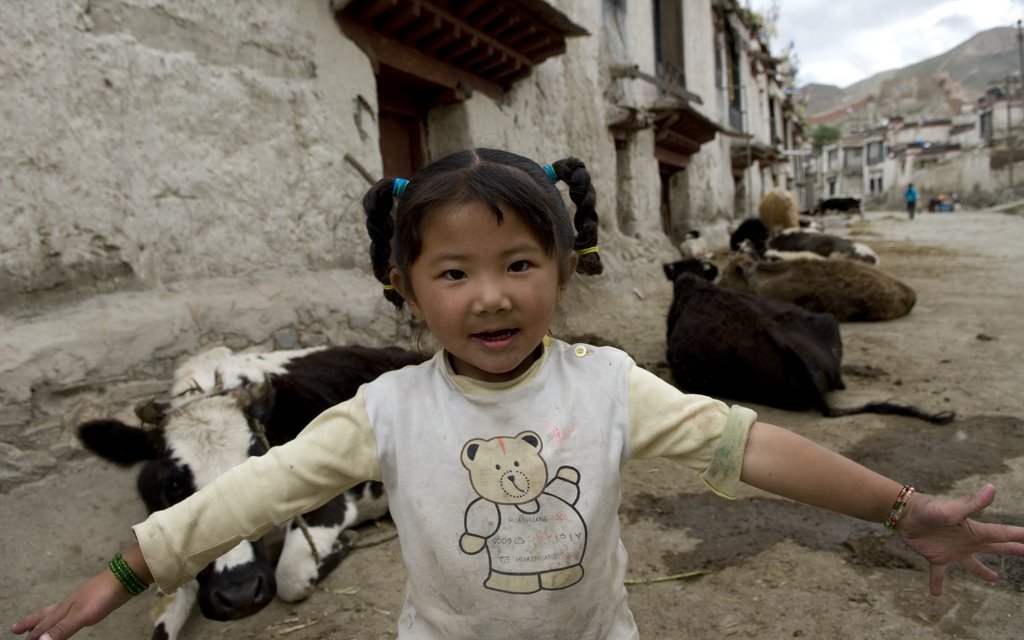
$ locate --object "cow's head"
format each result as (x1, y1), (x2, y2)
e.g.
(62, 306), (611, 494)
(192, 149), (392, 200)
(663, 258), (718, 283)
(718, 253), (757, 292)
(79, 374), (280, 621)
(79, 344), (424, 624)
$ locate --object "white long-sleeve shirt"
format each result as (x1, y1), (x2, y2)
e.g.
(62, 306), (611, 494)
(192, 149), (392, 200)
(134, 338), (756, 639)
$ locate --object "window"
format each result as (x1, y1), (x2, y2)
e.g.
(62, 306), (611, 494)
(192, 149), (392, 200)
(653, 0), (685, 91)
(866, 140), (884, 165)
(844, 147), (862, 168)
(724, 28), (742, 130)
(979, 112), (993, 145)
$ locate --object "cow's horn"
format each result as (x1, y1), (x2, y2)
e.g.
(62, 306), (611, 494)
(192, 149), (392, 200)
(135, 399), (170, 426)
(233, 374), (273, 409)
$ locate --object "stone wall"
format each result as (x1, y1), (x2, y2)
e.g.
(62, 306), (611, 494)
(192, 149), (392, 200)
(2, 1), (382, 309)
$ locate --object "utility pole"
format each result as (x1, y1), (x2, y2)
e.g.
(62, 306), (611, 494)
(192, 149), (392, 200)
(1007, 73), (1015, 189)
(1016, 20), (1024, 188)
(742, 84), (752, 217)
(1017, 20), (1024, 95)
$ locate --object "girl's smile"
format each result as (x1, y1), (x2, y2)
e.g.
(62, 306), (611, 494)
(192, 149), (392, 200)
(393, 200), (571, 383)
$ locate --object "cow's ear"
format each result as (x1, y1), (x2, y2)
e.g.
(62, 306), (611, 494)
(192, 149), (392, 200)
(730, 255), (752, 279)
(134, 399), (169, 426)
(234, 375), (275, 424)
(78, 419), (161, 465)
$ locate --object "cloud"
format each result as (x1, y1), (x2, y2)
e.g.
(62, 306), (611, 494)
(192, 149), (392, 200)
(934, 13), (977, 32)
(764, 0), (1022, 87)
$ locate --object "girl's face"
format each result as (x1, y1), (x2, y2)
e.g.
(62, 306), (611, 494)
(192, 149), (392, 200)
(393, 201), (572, 383)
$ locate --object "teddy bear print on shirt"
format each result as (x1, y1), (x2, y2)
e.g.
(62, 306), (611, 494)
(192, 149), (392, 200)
(459, 431), (587, 594)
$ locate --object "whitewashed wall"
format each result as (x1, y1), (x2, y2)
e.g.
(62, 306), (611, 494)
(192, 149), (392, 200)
(1, 1), (383, 308)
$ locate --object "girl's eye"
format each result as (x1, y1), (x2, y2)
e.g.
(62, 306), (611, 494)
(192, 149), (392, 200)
(508, 260), (530, 273)
(443, 269), (466, 281)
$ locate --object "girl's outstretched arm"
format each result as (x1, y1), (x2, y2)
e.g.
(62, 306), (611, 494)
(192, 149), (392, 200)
(739, 421), (1024, 595)
(11, 544), (153, 640)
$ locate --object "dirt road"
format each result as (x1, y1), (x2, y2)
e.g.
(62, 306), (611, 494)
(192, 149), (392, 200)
(3, 209), (1022, 639)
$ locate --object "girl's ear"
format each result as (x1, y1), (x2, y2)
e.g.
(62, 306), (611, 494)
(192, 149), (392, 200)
(389, 267), (422, 318)
(557, 253), (579, 301)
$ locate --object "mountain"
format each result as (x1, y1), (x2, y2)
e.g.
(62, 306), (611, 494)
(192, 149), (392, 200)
(802, 27), (1020, 126)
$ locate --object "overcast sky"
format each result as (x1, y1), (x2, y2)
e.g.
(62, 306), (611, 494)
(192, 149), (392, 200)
(755, 0), (1024, 87)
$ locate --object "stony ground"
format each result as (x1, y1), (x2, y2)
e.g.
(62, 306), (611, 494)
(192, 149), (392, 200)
(3, 209), (1023, 639)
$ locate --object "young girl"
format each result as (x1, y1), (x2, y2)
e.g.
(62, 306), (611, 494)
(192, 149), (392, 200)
(13, 148), (1024, 640)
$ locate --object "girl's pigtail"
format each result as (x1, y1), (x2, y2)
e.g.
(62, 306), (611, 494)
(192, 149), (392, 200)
(362, 178), (405, 307)
(552, 157), (603, 275)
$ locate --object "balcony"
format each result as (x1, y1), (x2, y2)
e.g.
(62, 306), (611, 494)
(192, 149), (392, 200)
(335, 0), (587, 100)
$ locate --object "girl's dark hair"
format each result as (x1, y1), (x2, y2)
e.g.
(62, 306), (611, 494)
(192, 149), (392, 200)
(363, 148), (602, 309)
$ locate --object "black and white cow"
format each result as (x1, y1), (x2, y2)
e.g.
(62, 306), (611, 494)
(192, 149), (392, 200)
(767, 228), (880, 265)
(814, 196), (862, 215)
(664, 268), (954, 423)
(78, 344), (426, 640)
(730, 218), (878, 264)
(730, 217), (771, 253)
(678, 230), (713, 261)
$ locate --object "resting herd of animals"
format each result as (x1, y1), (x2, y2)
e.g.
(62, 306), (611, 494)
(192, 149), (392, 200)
(58, 188), (950, 639)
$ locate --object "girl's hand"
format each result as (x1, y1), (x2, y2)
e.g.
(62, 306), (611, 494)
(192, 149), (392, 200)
(10, 570), (132, 640)
(897, 483), (1024, 596)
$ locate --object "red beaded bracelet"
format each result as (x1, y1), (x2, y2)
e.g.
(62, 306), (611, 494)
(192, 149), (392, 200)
(884, 484), (916, 530)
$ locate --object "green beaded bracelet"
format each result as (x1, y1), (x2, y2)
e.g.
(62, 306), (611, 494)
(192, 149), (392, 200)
(109, 552), (148, 596)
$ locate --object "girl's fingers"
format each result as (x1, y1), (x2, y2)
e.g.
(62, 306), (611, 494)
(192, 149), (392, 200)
(980, 540), (1024, 556)
(974, 520), (1024, 547)
(956, 484), (996, 519)
(31, 613), (75, 640)
(928, 563), (947, 596)
(11, 604), (55, 636)
(961, 555), (999, 583)
(11, 613), (41, 633)
(21, 600), (79, 640)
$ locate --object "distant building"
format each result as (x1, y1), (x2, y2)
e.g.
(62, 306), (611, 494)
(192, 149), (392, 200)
(804, 76), (1024, 207)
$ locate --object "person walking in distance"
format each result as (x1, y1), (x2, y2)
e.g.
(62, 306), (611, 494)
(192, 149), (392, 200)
(905, 183), (919, 220)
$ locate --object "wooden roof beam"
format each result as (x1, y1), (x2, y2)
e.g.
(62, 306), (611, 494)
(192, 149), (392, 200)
(376, 4), (422, 37)
(349, 0), (398, 25)
(402, 14), (442, 42)
(411, 0), (532, 70)
(337, 17), (504, 99)
(464, 1), (503, 25)
(436, 35), (480, 64)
